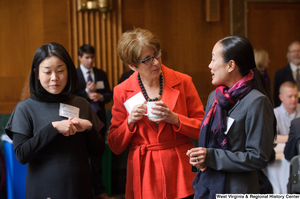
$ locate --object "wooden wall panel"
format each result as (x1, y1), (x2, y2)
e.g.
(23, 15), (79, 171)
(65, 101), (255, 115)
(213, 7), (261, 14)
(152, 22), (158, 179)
(206, 0), (220, 22)
(2, 0), (299, 114)
(0, 0), (122, 113)
(0, 0), (71, 113)
(70, 0), (123, 94)
(122, 0), (231, 105)
(247, 2), (300, 93)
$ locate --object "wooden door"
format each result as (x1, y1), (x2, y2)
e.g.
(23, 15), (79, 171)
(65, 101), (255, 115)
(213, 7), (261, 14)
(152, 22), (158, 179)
(247, 2), (300, 93)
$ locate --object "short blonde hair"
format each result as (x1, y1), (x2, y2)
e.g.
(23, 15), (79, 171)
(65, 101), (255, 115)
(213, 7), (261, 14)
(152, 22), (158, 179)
(279, 81), (298, 94)
(254, 48), (269, 71)
(117, 28), (160, 66)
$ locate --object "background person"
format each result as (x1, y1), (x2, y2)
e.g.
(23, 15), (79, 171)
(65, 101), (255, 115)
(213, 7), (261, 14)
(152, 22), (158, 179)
(118, 70), (134, 84)
(74, 44), (113, 199)
(284, 117), (300, 160)
(108, 28), (205, 199)
(5, 42), (105, 198)
(187, 36), (275, 198)
(254, 48), (271, 90)
(273, 41), (300, 107)
(274, 81), (300, 143)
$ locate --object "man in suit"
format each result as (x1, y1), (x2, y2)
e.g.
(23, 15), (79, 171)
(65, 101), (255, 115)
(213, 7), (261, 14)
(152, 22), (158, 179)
(284, 117), (300, 161)
(273, 41), (300, 107)
(75, 44), (113, 199)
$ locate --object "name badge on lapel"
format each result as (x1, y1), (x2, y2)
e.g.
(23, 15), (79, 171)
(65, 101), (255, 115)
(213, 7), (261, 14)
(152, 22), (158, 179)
(96, 81), (105, 89)
(59, 103), (80, 118)
(224, 117), (234, 135)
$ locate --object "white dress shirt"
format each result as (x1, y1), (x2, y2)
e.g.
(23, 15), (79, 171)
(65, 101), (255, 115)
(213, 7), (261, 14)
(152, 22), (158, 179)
(274, 103), (300, 135)
(80, 64), (95, 94)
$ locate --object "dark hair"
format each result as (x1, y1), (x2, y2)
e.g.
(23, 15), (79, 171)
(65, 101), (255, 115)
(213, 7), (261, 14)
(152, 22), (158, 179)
(29, 42), (78, 99)
(78, 44), (95, 56)
(219, 36), (273, 106)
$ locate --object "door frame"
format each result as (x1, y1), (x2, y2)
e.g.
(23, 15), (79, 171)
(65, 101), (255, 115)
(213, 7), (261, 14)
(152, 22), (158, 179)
(230, 0), (300, 37)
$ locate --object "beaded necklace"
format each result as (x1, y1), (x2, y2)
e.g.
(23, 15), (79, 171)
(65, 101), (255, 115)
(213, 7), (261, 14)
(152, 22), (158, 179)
(138, 72), (163, 101)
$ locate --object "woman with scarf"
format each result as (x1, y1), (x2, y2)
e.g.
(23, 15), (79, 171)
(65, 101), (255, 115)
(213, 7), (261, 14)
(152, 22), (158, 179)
(5, 42), (105, 198)
(187, 36), (275, 198)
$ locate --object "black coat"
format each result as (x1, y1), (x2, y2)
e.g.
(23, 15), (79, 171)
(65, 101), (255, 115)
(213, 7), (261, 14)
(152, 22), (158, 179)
(284, 117), (300, 161)
(75, 67), (112, 135)
(273, 64), (298, 107)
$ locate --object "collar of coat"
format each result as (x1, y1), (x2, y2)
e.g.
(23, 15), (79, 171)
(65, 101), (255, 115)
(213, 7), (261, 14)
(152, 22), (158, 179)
(123, 64), (181, 112)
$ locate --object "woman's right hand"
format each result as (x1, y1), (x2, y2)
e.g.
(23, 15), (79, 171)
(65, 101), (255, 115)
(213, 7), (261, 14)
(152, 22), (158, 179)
(52, 120), (78, 137)
(127, 103), (147, 130)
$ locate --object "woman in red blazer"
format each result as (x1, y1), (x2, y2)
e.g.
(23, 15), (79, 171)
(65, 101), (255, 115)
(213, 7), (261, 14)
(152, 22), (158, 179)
(108, 28), (205, 199)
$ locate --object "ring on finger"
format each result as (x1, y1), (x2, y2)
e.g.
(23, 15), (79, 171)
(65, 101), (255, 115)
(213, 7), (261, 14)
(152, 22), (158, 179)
(162, 112), (165, 116)
(196, 157), (198, 162)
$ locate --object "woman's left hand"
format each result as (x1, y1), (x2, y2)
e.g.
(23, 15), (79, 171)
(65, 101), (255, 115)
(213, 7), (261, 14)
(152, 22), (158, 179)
(186, 147), (207, 171)
(69, 117), (92, 132)
(150, 101), (180, 126)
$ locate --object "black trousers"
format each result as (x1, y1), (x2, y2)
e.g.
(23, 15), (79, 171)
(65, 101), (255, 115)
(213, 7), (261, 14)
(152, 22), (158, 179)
(183, 195), (194, 199)
(90, 154), (106, 195)
(90, 116), (107, 196)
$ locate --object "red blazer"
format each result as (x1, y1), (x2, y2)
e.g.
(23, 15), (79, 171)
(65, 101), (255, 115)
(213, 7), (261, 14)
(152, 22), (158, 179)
(108, 65), (205, 199)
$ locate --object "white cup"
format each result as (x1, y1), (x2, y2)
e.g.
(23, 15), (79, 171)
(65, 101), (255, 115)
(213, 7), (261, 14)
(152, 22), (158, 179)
(145, 101), (162, 120)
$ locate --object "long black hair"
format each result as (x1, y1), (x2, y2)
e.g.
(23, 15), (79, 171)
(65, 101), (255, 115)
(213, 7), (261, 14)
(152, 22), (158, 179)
(219, 36), (273, 106)
(29, 42), (78, 100)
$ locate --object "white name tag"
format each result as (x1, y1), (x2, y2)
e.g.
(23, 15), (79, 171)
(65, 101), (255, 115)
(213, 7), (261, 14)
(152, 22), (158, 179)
(96, 81), (105, 89)
(59, 103), (80, 118)
(123, 92), (146, 114)
(224, 117), (234, 135)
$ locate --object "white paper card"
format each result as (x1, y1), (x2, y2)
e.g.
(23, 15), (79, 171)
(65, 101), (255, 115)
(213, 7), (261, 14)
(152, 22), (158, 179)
(124, 92), (146, 114)
(224, 117), (234, 135)
(59, 103), (80, 118)
(96, 81), (105, 89)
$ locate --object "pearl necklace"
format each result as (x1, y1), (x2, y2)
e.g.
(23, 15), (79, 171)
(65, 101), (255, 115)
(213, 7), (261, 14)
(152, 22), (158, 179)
(138, 73), (163, 101)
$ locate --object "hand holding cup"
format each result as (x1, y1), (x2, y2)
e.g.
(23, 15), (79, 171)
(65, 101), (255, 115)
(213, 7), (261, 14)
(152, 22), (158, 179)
(145, 101), (163, 121)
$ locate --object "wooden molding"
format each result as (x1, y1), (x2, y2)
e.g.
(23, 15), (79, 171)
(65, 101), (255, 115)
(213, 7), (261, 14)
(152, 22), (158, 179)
(206, 0), (220, 22)
(230, 0), (246, 36)
(230, 0), (300, 37)
(70, 0), (123, 105)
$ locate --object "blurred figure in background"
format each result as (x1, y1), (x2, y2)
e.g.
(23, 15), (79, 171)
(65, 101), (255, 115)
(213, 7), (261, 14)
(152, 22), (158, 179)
(118, 70), (134, 84)
(273, 41), (300, 107)
(284, 117), (300, 160)
(274, 81), (300, 143)
(254, 48), (271, 90)
(74, 44), (113, 199)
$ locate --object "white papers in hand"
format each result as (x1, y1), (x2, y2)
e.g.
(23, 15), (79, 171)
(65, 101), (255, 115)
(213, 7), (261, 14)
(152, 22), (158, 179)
(123, 92), (146, 114)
